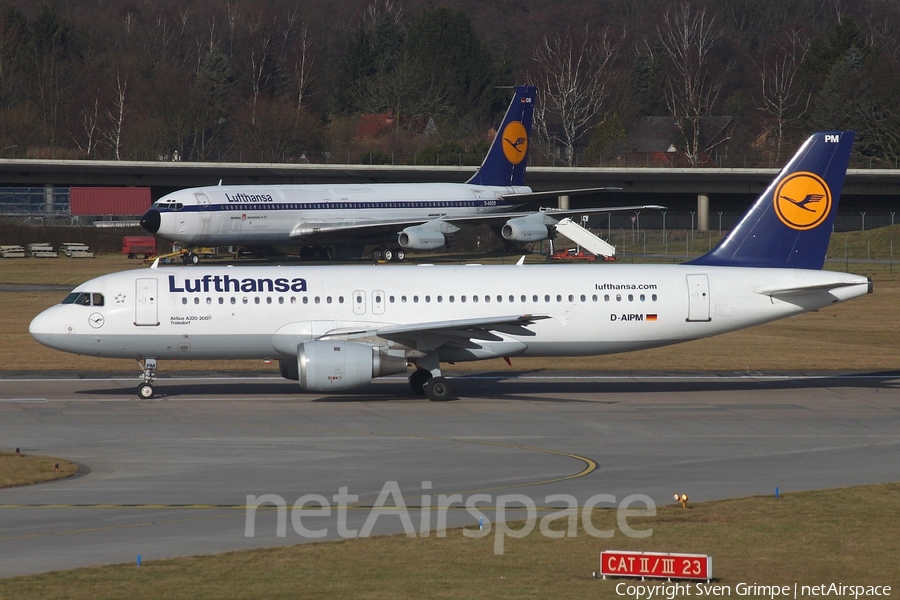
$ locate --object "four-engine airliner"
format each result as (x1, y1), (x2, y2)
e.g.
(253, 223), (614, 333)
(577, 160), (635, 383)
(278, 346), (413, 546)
(32, 132), (869, 401)
(139, 85), (660, 263)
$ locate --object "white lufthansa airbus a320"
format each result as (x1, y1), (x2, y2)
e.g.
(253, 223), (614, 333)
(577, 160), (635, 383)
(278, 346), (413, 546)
(32, 131), (869, 400)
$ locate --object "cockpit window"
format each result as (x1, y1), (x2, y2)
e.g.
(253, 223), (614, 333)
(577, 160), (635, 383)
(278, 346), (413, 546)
(62, 292), (103, 306)
(154, 201), (184, 211)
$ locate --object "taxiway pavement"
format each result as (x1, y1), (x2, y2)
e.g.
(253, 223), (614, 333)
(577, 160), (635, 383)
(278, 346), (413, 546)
(1, 371), (898, 577)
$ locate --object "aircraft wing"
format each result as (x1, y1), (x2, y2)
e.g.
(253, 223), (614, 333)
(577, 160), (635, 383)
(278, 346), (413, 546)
(500, 186), (624, 202)
(318, 314), (550, 352)
(438, 204), (667, 226)
(289, 218), (453, 241)
(288, 204), (666, 240)
(378, 314), (550, 351)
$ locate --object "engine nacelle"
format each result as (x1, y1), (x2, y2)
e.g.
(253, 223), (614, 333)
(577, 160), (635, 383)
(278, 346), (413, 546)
(501, 216), (550, 241)
(398, 226), (446, 249)
(296, 341), (407, 391)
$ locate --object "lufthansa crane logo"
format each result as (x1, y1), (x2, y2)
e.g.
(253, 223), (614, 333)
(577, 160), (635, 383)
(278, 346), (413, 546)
(502, 121), (528, 165)
(773, 171), (832, 231)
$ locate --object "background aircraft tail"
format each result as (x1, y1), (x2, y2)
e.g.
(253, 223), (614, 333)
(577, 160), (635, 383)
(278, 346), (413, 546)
(466, 85), (537, 187)
(688, 131), (855, 270)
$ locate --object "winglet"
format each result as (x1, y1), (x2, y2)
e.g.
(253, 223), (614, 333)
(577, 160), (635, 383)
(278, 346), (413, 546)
(150, 258), (160, 269)
(516, 256), (526, 266)
(466, 85), (537, 187)
(688, 131), (854, 270)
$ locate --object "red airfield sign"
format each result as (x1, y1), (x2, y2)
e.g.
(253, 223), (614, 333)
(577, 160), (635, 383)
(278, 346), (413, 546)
(600, 550), (712, 581)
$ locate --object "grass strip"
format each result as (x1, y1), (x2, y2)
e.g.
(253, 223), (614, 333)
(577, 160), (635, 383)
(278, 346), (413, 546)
(1, 483), (897, 598)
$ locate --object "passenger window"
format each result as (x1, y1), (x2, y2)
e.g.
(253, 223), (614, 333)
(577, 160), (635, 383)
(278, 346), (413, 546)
(652, 294), (658, 301)
(278, 297), (284, 304)
(243, 297), (248, 304)
(182, 297), (187, 305)
(231, 297), (236, 305)
(254, 297), (260, 305)
(413, 295), (419, 303)
(219, 298), (224, 305)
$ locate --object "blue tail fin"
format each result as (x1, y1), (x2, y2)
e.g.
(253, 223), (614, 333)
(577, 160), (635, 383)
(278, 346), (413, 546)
(466, 85), (537, 187)
(688, 131), (855, 269)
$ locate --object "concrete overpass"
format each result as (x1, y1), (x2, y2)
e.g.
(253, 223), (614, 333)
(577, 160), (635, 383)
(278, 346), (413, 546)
(1, 159), (899, 230)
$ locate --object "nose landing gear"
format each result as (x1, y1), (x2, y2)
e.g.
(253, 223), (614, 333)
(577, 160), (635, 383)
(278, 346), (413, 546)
(137, 358), (157, 399)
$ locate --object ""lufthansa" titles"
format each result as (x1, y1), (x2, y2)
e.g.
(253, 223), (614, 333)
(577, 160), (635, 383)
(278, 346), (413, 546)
(168, 275), (307, 293)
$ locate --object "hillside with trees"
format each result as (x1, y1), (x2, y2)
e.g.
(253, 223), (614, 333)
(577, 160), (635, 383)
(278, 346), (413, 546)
(0, 0), (898, 167)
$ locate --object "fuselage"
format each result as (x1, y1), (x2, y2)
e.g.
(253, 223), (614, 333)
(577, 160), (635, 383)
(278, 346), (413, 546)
(141, 183), (530, 246)
(30, 262), (870, 363)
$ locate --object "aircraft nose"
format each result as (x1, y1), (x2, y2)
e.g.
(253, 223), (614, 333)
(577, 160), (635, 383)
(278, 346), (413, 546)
(140, 209), (161, 233)
(29, 309), (55, 346)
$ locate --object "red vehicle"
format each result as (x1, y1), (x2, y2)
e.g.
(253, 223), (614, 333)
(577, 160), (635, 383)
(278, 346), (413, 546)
(122, 236), (157, 259)
(550, 248), (596, 262)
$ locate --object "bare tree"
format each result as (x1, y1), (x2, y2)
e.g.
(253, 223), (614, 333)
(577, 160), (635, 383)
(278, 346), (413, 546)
(655, 3), (729, 166)
(245, 17), (276, 126)
(529, 26), (621, 166)
(102, 71), (128, 160)
(73, 93), (101, 157)
(293, 24), (314, 111)
(757, 29), (811, 163)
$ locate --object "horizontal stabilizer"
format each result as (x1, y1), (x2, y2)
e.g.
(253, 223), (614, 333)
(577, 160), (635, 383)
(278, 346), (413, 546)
(759, 279), (873, 298)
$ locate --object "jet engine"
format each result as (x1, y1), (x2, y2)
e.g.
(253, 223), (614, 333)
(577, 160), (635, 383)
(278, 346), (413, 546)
(501, 216), (550, 241)
(295, 341), (407, 391)
(398, 225), (446, 250)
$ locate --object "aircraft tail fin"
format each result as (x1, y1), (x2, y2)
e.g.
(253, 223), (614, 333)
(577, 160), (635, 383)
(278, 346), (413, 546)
(466, 85), (537, 187)
(688, 131), (855, 270)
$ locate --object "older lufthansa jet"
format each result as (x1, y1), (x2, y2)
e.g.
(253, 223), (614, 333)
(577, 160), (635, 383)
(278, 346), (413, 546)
(139, 85), (660, 263)
(33, 132), (868, 400)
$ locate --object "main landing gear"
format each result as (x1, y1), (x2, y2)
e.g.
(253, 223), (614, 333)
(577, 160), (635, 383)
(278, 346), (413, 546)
(137, 358), (157, 399)
(409, 354), (453, 401)
(372, 247), (406, 262)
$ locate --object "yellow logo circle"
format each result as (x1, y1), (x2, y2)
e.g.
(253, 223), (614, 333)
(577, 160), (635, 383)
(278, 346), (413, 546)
(773, 171), (832, 231)
(501, 121), (528, 165)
